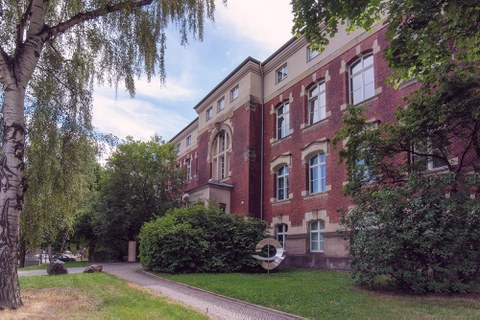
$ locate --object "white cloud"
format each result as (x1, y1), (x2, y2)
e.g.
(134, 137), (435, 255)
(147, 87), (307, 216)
(133, 77), (195, 102)
(215, 0), (293, 52)
(93, 88), (191, 141)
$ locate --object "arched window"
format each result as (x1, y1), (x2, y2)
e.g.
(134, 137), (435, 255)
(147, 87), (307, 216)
(309, 153), (326, 194)
(308, 82), (326, 125)
(276, 165), (289, 200)
(212, 130), (230, 180)
(350, 54), (374, 104)
(276, 102), (290, 139)
(276, 224), (288, 250)
(310, 220), (325, 252)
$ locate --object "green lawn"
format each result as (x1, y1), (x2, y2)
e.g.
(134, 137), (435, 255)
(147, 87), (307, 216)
(18, 261), (89, 270)
(161, 268), (480, 320)
(18, 273), (206, 320)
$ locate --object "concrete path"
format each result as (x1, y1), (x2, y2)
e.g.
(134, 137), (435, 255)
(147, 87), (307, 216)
(19, 263), (305, 320)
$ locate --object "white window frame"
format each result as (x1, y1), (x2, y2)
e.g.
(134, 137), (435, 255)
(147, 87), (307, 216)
(206, 107), (213, 121)
(411, 142), (448, 171)
(276, 64), (288, 83)
(230, 85), (239, 102)
(276, 102), (290, 140)
(349, 53), (375, 104)
(276, 165), (289, 200)
(186, 158), (191, 181)
(186, 135), (192, 146)
(176, 143), (180, 153)
(309, 153), (326, 194)
(307, 47), (319, 61)
(212, 131), (230, 180)
(217, 97), (225, 112)
(308, 82), (326, 125)
(276, 224), (288, 250)
(310, 220), (325, 252)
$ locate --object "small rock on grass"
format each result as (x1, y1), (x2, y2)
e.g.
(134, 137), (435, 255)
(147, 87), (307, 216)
(83, 264), (103, 273)
(47, 260), (68, 275)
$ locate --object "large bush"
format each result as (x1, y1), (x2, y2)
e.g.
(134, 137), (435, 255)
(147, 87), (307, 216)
(342, 175), (480, 293)
(139, 205), (265, 273)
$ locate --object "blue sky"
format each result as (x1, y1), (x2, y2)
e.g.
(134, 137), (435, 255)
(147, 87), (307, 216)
(92, 0), (293, 142)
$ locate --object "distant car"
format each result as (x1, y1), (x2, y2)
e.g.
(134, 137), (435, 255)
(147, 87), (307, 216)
(53, 255), (77, 262)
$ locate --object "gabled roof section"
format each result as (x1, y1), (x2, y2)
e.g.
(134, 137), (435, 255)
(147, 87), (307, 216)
(193, 56), (261, 110)
(169, 117), (199, 143)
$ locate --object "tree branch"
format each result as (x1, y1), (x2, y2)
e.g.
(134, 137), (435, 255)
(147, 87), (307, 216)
(40, 0), (154, 41)
(16, 1), (34, 53)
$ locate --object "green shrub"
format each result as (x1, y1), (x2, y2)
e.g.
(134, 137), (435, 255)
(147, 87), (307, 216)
(139, 205), (266, 273)
(342, 174), (480, 293)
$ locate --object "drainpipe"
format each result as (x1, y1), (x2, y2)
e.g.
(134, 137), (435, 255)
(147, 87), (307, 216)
(260, 61), (265, 221)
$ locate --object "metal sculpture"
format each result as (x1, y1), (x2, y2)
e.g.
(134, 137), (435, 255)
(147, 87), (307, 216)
(252, 238), (286, 270)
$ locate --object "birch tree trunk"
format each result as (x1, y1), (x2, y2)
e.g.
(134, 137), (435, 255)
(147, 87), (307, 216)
(0, 82), (28, 309)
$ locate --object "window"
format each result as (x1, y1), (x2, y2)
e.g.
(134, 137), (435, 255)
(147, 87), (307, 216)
(212, 130), (230, 180)
(310, 220), (325, 252)
(307, 47), (319, 61)
(185, 159), (191, 181)
(206, 107), (213, 121)
(217, 97), (225, 112)
(309, 153), (326, 194)
(276, 102), (290, 140)
(176, 143), (180, 153)
(276, 64), (288, 83)
(276, 224), (288, 250)
(276, 165), (289, 200)
(186, 135), (192, 146)
(230, 85), (239, 101)
(350, 54), (375, 104)
(411, 142), (448, 171)
(308, 82), (326, 124)
(355, 158), (375, 182)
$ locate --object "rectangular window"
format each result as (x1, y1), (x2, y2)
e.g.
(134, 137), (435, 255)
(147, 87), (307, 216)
(206, 107), (213, 121)
(176, 143), (180, 153)
(350, 54), (375, 104)
(276, 102), (290, 140)
(217, 97), (225, 112)
(276, 224), (288, 250)
(186, 135), (192, 146)
(276, 165), (289, 200)
(309, 153), (326, 194)
(307, 47), (319, 61)
(230, 85), (239, 102)
(276, 64), (288, 83)
(310, 220), (325, 252)
(186, 159), (191, 181)
(411, 142), (448, 171)
(308, 82), (326, 125)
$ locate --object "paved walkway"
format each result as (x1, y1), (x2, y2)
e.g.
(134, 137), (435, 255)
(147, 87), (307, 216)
(19, 263), (305, 320)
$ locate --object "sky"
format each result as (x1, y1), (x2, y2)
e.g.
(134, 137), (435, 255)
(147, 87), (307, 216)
(92, 0), (294, 143)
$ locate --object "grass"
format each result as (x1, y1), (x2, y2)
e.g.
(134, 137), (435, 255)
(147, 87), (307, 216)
(160, 268), (480, 320)
(4, 273), (207, 320)
(18, 261), (89, 270)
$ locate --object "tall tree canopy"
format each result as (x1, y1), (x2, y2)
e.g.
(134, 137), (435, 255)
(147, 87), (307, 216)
(92, 136), (185, 260)
(292, 0), (480, 291)
(0, 0), (224, 309)
(292, 0), (480, 83)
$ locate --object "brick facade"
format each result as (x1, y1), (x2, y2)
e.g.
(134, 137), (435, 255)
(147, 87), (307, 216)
(170, 25), (419, 269)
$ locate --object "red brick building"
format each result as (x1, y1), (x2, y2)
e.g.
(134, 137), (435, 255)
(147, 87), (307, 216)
(171, 24), (418, 269)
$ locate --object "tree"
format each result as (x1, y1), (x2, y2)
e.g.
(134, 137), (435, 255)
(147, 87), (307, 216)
(140, 204), (266, 273)
(291, 0), (480, 83)
(0, 0), (224, 309)
(92, 136), (185, 261)
(291, 0), (480, 292)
